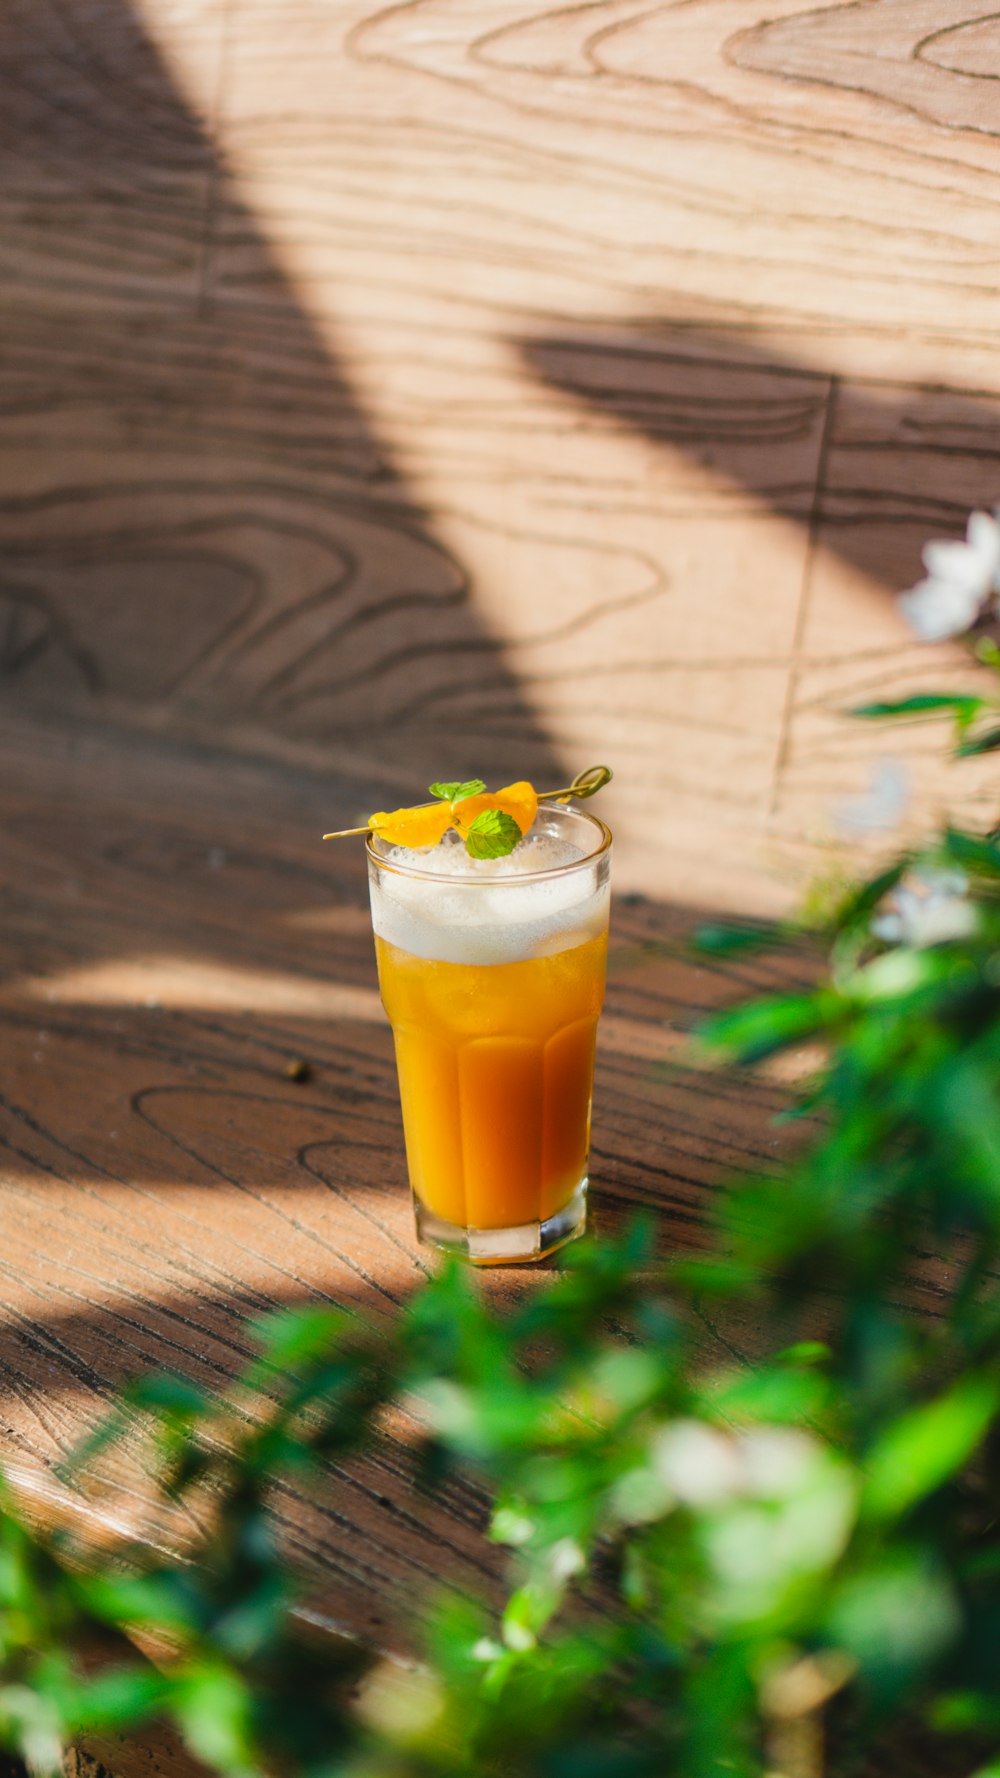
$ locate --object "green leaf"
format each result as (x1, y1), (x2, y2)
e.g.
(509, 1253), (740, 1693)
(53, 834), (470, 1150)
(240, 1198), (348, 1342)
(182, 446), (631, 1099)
(957, 727), (1000, 758)
(864, 1374), (1000, 1520)
(831, 857), (910, 937)
(941, 825), (1000, 876)
(429, 779), (486, 801)
(828, 1556), (959, 1684)
(777, 1340), (831, 1366)
(76, 1572), (199, 1635)
(247, 1305), (351, 1376)
(500, 1578), (568, 1652)
(693, 920), (782, 957)
(175, 1667), (254, 1776)
(126, 1373), (210, 1418)
(668, 1254), (760, 1296)
(464, 809), (522, 859)
(931, 1693), (1000, 1734)
(709, 1361), (827, 1422)
(852, 694), (984, 721)
(68, 1667), (168, 1732)
(699, 989), (840, 1064)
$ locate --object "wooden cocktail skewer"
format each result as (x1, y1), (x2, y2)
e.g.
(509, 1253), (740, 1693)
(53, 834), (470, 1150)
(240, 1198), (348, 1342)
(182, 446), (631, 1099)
(538, 763), (613, 805)
(321, 764), (612, 840)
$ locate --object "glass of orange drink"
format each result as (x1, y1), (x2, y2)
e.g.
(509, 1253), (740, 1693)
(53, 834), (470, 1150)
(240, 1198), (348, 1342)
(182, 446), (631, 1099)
(366, 802), (611, 1263)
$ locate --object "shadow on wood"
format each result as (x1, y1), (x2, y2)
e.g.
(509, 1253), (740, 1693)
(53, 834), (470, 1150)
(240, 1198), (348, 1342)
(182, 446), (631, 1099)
(0, 0), (564, 792)
(520, 321), (1000, 610)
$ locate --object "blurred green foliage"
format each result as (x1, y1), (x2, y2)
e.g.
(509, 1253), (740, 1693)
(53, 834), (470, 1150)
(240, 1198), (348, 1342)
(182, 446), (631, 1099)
(10, 766), (1000, 1774)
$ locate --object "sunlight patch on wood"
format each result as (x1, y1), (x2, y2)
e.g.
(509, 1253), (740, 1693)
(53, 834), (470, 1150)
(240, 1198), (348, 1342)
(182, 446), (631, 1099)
(14, 958), (385, 1023)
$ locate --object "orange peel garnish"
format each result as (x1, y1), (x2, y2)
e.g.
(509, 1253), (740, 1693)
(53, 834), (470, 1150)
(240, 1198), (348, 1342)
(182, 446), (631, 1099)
(323, 766), (610, 847)
(452, 780), (539, 837)
(367, 802), (455, 848)
(369, 782), (538, 850)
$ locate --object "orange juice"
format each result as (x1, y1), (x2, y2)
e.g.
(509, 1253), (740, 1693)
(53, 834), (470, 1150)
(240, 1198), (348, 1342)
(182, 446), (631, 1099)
(366, 803), (611, 1262)
(375, 931), (607, 1231)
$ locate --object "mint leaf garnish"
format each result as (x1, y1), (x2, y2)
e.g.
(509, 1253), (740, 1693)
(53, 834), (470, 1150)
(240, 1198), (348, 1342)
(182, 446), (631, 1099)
(429, 779), (486, 802)
(464, 809), (522, 859)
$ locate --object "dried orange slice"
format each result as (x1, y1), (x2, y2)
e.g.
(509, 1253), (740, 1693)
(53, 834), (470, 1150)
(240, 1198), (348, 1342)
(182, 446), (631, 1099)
(369, 802), (455, 848)
(453, 780), (539, 837)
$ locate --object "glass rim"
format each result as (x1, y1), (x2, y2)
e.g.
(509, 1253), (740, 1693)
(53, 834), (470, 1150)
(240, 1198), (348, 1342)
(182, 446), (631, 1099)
(366, 803), (612, 885)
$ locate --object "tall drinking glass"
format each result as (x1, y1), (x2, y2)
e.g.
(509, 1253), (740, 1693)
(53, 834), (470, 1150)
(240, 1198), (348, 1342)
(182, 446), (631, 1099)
(367, 803), (612, 1264)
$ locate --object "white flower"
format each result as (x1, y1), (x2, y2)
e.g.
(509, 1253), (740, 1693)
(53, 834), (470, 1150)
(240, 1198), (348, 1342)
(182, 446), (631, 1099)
(545, 1537), (586, 1585)
(472, 1637), (503, 1663)
(899, 508), (1000, 641)
(871, 864), (976, 949)
(490, 1505), (535, 1547)
(740, 1428), (817, 1499)
(834, 757), (910, 838)
(652, 1421), (744, 1507)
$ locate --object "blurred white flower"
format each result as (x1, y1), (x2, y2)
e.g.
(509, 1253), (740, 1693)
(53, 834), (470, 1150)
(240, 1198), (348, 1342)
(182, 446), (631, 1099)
(740, 1428), (817, 1499)
(871, 864), (976, 949)
(490, 1505), (536, 1547)
(472, 1638), (503, 1663)
(704, 1452), (857, 1611)
(652, 1422), (823, 1511)
(900, 508), (1000, 640)
(653, 1421), (744, 1507)
(834, 757), (910, 838)
(545, 1538), (586, 1585)
(642, 1421), (858, 1624)
(412, 1379), (475, 1439)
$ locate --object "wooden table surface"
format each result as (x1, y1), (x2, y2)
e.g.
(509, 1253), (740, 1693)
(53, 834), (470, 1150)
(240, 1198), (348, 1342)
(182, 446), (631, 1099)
(0, 705), (808, 1656)
(4, 0), (1000, 918)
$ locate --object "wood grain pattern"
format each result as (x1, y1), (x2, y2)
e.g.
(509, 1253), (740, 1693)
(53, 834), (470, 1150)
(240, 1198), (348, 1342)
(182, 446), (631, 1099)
(2, 0), (1000, 1709)
(4, 0), (999, 905)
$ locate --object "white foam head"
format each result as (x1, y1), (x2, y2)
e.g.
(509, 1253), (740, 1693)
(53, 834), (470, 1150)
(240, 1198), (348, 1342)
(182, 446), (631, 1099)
(367, 804), (611, 964)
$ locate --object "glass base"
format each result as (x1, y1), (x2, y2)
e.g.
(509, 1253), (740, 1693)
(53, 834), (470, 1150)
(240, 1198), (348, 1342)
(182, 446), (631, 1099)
(414, 1179), (588, 1266)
